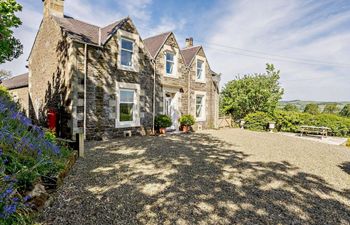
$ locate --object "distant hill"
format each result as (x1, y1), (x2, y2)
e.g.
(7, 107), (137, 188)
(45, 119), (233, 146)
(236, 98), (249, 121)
(279, 100), (350, 111)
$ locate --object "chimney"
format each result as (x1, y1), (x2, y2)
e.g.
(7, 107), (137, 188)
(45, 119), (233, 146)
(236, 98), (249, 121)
(185, 37), (193, 48)
(43, 0), (64, 18)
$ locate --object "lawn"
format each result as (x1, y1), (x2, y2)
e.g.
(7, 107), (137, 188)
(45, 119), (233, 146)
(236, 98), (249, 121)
(38, 129), (350, 224)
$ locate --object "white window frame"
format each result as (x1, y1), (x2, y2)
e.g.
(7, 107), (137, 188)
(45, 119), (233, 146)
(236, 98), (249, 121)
(120, 37), (134, 69)
(116, 82), (141, 128)
(194, 91), (206, 122)
(164, 49), (178, 78)
(195, 56), (206, 83)
(117, 29), (140, 72)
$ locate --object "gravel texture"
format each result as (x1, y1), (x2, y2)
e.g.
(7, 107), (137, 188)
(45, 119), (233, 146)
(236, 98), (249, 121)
(38, 128), (350, 225)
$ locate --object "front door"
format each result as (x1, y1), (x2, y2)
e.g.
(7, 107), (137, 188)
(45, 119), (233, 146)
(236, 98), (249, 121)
(164, 92), (180, 131)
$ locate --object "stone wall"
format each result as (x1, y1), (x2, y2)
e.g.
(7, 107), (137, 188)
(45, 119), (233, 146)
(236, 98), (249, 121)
(28, 16), (74, 138)
(72, 20), (154, 140)
(8, 87), (29, 116)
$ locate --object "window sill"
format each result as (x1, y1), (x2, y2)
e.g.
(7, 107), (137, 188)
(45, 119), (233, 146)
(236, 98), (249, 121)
(116, 122), (140, 128)
(119, 65), (138, 72)
(165, 74), (179, 79)
(196, 117), (206, 122)
(195, 79), (206, 83)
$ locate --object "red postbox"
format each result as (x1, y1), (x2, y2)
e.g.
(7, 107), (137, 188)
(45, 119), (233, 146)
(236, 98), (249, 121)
(47, 109), (57, 132)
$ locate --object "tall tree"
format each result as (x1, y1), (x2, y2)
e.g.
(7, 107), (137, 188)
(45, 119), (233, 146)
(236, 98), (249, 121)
(323, 103), (339, 114)
(339, 104), (350, 117)
(0, 0), (23, 64)
(221, 63), (284, 119)
(304, 103), (319, 115)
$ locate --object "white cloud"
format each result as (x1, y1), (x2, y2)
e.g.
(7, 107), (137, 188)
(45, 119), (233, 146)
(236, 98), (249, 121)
(204, 0), (350, 101)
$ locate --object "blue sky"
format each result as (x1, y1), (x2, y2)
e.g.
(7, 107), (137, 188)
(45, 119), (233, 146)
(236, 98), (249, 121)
(1, 0), (350, 101)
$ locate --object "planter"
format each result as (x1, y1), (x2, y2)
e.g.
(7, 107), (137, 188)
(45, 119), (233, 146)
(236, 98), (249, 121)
(159, 128), (166, 134)
(182, 125), (190, 133)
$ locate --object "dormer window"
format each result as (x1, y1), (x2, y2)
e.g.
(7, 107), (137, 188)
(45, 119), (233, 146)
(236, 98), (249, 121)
(121, 38), (134, 67)
(196, 59), (205, 82)
(165, 52), (175, 75)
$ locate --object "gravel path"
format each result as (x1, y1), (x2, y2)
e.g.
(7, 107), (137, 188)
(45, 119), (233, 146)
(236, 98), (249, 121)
(38, 129), (350, 225)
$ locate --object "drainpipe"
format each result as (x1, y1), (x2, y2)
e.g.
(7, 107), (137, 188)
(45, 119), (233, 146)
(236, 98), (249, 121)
(152, 59), (156, 134)
(83, 43), (88, 140)
(187, 66), (191, 114)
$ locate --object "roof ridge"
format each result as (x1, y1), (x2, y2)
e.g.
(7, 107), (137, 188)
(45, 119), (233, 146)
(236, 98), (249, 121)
(144, 31), (172, 41)
(102, 17), (128, 29)
(181, 45), (202, 50)
(58, 15), (101, 28)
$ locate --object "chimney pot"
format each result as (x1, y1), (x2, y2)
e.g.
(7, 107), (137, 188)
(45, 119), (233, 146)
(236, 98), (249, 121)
(43, 0), (64, 18)
(185, 37), (193, 48)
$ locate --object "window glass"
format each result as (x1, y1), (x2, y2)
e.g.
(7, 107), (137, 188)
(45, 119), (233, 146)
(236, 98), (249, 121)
(196, 95), (203, 118)
(197, 60), (204, 80)
(121, 39), (133, 67)
(120, 89), (134, 122)
(166, 52), (175, 75)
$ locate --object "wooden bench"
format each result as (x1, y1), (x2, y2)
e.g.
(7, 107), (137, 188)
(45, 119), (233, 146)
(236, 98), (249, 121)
(300, 125), (331, 139)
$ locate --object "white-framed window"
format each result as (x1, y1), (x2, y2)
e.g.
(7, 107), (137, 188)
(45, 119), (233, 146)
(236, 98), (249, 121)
(195, 92), (206, 121)
(120, 38), (134, 67)
(196, 59), (205, 82)
(165, 52), (176, 76)
(116, 83), (140, 128)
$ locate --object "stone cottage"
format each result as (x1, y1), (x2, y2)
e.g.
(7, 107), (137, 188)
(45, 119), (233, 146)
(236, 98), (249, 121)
(1, 0), (220, 140)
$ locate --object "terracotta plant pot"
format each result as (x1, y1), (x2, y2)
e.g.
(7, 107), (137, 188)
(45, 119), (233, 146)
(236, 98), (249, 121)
(182, 125), (190, 133)
(159, 128), (166, 134)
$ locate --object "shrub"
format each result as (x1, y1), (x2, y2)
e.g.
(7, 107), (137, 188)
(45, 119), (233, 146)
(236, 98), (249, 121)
(304, 103), (319, 115)
(244, 112), (273, 131)
(155, 114), (172, 129)
(179, 115), (195, 126)
(346, 138), (350, 147)
(0, 88), (72, 224)
(283, 104), (299, 112)
(340, 104), (350, 118)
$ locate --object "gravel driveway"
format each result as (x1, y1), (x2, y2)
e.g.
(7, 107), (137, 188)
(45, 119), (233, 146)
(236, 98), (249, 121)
(39, 129), (350, 225)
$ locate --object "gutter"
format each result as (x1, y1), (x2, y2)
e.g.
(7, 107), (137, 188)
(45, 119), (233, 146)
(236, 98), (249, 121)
(83, 43), (88, 140)
(152, 59), (156, 134)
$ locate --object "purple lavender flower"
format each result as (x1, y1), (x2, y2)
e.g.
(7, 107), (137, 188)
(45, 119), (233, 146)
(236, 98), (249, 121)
(23, 195), (31, 202)
(4, 203), (17, 216)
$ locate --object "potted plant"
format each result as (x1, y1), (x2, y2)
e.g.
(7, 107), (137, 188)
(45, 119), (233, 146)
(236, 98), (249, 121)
(179, 114), (195, 133)
(155, 114), (172, 134)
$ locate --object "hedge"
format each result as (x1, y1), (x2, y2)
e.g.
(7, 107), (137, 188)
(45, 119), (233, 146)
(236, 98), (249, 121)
(244, 110), (350, 137)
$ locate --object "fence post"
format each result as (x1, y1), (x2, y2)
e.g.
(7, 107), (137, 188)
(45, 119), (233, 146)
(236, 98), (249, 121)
(78, 133), (84, 157)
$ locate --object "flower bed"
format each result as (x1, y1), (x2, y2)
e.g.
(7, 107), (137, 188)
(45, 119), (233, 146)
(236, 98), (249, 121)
(0, 86), (75, 224)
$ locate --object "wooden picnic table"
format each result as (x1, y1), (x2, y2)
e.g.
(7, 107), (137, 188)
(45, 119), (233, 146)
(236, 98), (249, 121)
(300, 125), (331, 139)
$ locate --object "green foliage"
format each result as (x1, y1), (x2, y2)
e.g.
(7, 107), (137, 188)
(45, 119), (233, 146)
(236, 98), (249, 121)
(283, 104), (299, 112)
(340, 104), (350, 118)
(155, 114), (172, 128)
(179, 114), (195, 126)
(304, 103), (319, 115)
(346, 138), (350, 147)
(0, 0), (23, 64)
(245, 110), (350, 137)
(323, 103), (339, 114)
(243, 112), (273, 131)
(221, 63), (284, 119)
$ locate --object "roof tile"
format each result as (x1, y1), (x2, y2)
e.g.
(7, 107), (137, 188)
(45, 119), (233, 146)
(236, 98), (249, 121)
(1, 73), (29, 90)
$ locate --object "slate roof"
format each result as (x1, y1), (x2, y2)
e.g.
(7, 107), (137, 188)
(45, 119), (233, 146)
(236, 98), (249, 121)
(53, 15), (128, 46)
(1, 73), (29, 90)
(181, 46), (202, 66)
(143, 32), (172, 58)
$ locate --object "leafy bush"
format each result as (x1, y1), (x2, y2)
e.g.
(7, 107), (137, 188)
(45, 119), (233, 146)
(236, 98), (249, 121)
(244, 110), (350, 137)
(323, 103), (339, 114)
(243, 112), (273, 131)
(340, 104), (350, 118)
(179, 115), (195, 126)
(0, 88), (72, 224)
(304, 103), (319, 115)
(155, 114), (172, 128)
(283, 104), (299, 112)
(346, 138), (350, 147)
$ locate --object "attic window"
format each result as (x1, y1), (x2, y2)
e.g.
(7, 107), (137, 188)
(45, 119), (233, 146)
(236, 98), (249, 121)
(121, 38), (133, 67)
(165, 52), (175, 75)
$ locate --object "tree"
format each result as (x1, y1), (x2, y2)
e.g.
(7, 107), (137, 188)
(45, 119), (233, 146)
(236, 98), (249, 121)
(0, 0), (23, 64)
(339, 104), (350, 117)
(283, 104), (299, 112)
(221, 63), (284, 119)
(0, 69), (11, 81)
(323, 103), (339, 114)
(304, 103), (319, 115)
